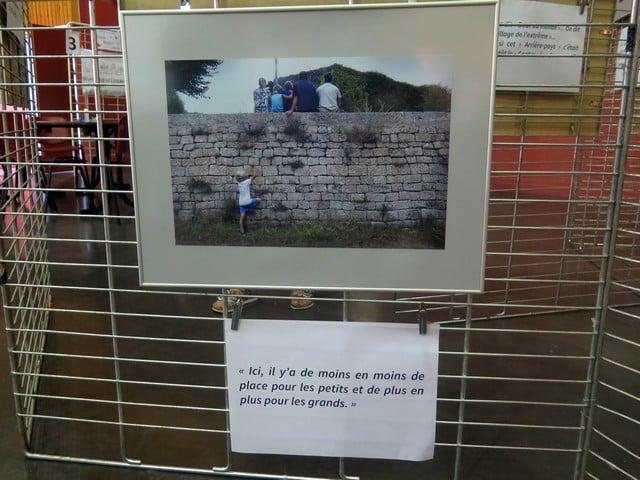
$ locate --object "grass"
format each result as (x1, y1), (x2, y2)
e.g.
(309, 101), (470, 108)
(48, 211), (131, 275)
(174, 218), (445, 249)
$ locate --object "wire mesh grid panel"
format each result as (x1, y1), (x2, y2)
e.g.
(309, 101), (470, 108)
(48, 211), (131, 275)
(0, 0), (638, 479)
(579, 110), (640, 478)
(0, 0), (52, 444)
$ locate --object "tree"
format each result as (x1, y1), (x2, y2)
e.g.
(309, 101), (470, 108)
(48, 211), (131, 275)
(166, 89), (186, 114)
(420, 84), (451, 112)
(165, 60), (223, 99)
(331, 63), (450, 112)
(332, 64), (369, 112)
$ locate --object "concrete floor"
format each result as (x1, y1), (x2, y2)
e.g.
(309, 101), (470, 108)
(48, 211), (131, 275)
(0, 176), (636, 479)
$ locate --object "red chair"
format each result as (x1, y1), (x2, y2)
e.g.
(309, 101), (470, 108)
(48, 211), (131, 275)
(36, 116), (89, 212)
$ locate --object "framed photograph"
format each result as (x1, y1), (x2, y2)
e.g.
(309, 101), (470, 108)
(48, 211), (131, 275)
(121, 1), (498, 292)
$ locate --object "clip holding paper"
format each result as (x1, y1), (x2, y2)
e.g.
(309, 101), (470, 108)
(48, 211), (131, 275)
(230, 297), (244, 331)
(578, 0), (588, 15)
(418, 303), (427, 335)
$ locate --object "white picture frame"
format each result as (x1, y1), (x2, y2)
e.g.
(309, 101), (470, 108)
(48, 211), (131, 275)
(120, 1), (498, 292)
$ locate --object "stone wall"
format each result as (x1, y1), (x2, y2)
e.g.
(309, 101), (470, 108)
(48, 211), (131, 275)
(169, 112), (449, 227)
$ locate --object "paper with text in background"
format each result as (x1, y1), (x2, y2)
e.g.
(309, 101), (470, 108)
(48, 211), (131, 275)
(225, 319), (440, 461)
(497, 0), (587, 92)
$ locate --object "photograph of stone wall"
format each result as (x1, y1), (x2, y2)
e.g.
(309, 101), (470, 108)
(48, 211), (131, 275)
(166, 54), (451, 249)
(170, 111), (448, 249)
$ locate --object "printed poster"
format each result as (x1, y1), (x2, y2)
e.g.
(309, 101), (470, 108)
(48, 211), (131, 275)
(225, 319), (440, 461)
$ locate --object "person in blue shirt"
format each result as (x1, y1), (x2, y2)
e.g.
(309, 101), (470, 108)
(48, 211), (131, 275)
(280, 81), (294, 112)
(286, 71), (318, 115)
(270, 84), (284, 112)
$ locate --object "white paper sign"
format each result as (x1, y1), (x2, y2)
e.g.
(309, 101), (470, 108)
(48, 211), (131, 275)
(96, 29), (122, 53)
(80, 48), (125, 96)
(66, 30), (80, 55)
(497, 0), (587, 91)
(615, 27), (632, 88)
(225, 319), (440, 461)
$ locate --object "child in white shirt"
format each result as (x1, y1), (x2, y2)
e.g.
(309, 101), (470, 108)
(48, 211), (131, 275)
(235, 164), (258, 234)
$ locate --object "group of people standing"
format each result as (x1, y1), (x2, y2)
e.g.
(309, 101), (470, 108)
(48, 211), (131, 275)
(253, 71), (342, 114)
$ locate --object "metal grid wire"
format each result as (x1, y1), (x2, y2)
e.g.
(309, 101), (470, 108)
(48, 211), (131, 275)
(0, 0), (51, 444)
(0, 0), (638, 479)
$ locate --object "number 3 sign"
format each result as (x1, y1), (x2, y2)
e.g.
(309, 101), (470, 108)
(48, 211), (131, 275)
(66, 30), (80, 55)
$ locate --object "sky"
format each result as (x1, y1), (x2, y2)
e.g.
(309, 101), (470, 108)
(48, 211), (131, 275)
(176, 55), (452, 114)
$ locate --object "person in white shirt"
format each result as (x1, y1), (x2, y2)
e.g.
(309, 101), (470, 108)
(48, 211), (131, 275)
(235, 164), (259, 234)
(316, 72), (341, 112)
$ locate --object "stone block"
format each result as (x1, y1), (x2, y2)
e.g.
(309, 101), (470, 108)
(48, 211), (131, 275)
(404, 147), (423, 156)
(310, 165), (327, 176)
(348, 165), (367, 176)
